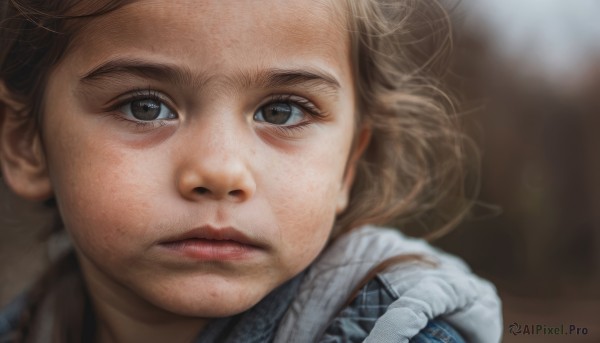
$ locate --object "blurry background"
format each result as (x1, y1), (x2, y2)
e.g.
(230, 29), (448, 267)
(1, 0), (599, 341)
(435, 0), (600, 342)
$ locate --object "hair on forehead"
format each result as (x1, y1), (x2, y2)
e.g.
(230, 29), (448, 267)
(0, 0), (133, 126)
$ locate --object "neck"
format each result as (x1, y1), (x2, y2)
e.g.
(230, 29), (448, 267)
(94, 304), (206, 343)
(78, 258), (208, 343)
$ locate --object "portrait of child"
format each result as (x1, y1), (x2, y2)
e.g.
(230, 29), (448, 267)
(0, 1), (502, 342)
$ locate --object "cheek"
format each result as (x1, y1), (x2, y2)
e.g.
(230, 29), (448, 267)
(44, 119), (161, 257)
(265, 146), (347, 271)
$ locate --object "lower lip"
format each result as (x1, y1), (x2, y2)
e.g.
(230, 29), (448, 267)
(159, 238), (259, 260)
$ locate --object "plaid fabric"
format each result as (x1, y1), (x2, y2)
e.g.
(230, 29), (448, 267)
(320, 276), (466, 343)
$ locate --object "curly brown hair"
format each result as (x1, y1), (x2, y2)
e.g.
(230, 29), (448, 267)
(334, 0), (476, 239)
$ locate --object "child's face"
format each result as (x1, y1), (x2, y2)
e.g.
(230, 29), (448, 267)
(35, 0), (363, 318)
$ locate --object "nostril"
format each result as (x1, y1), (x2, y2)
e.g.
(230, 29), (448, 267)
(194, 187), (210, 195)
(190, 187), (244, 199)
(228, 190), (243, 197)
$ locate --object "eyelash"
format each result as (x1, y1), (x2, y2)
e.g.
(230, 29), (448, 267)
(107, 89), (325, 133)
(259, 94), (325, 136)
(107, 89), (174, 130)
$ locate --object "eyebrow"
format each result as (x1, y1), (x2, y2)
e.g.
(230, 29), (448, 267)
(80, 58), (341, 97)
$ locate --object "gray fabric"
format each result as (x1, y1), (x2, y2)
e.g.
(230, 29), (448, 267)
(319, 276), (397, 342)
(274, 225), (503, 343)
(319, 277), (466, 343)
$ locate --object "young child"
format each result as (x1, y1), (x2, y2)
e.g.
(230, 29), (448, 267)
(0, 0), (502, 342)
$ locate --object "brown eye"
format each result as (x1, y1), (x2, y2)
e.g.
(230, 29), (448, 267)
(263, 103), (292, 124)
(255, 102), (304, 125)
(130, 99), (161, 120)
(120, 97), (176, 122)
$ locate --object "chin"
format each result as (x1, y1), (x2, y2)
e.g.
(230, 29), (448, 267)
(143, 278), (271, 318)
(160, 295), (262, 319)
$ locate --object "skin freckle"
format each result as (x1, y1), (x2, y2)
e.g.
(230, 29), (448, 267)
(36, 0), (360, 340)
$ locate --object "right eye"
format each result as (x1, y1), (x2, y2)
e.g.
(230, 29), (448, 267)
(254, 101), (306, 126)
(120, 98), (177, 121)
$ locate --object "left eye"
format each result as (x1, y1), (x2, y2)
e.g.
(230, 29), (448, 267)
(121, 98), (176, 121)
(254, 102), (305, 125)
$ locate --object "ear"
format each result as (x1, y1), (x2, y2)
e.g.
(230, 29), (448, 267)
(336, 125), (371, 214)
(0, 82), (52, 201)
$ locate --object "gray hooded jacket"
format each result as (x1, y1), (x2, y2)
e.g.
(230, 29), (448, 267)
(274, 225), (503, 342)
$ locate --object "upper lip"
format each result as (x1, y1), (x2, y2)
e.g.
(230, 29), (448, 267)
(159, 225), (265, 248)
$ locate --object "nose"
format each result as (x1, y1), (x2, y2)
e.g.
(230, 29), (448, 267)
(175, 132), (256, 203)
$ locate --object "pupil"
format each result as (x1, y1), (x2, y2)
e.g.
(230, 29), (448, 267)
(131, 99), (161, 120)
(264, 103), (292, 124)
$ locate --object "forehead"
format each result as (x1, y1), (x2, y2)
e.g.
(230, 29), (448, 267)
(67, 0), (351, 86)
